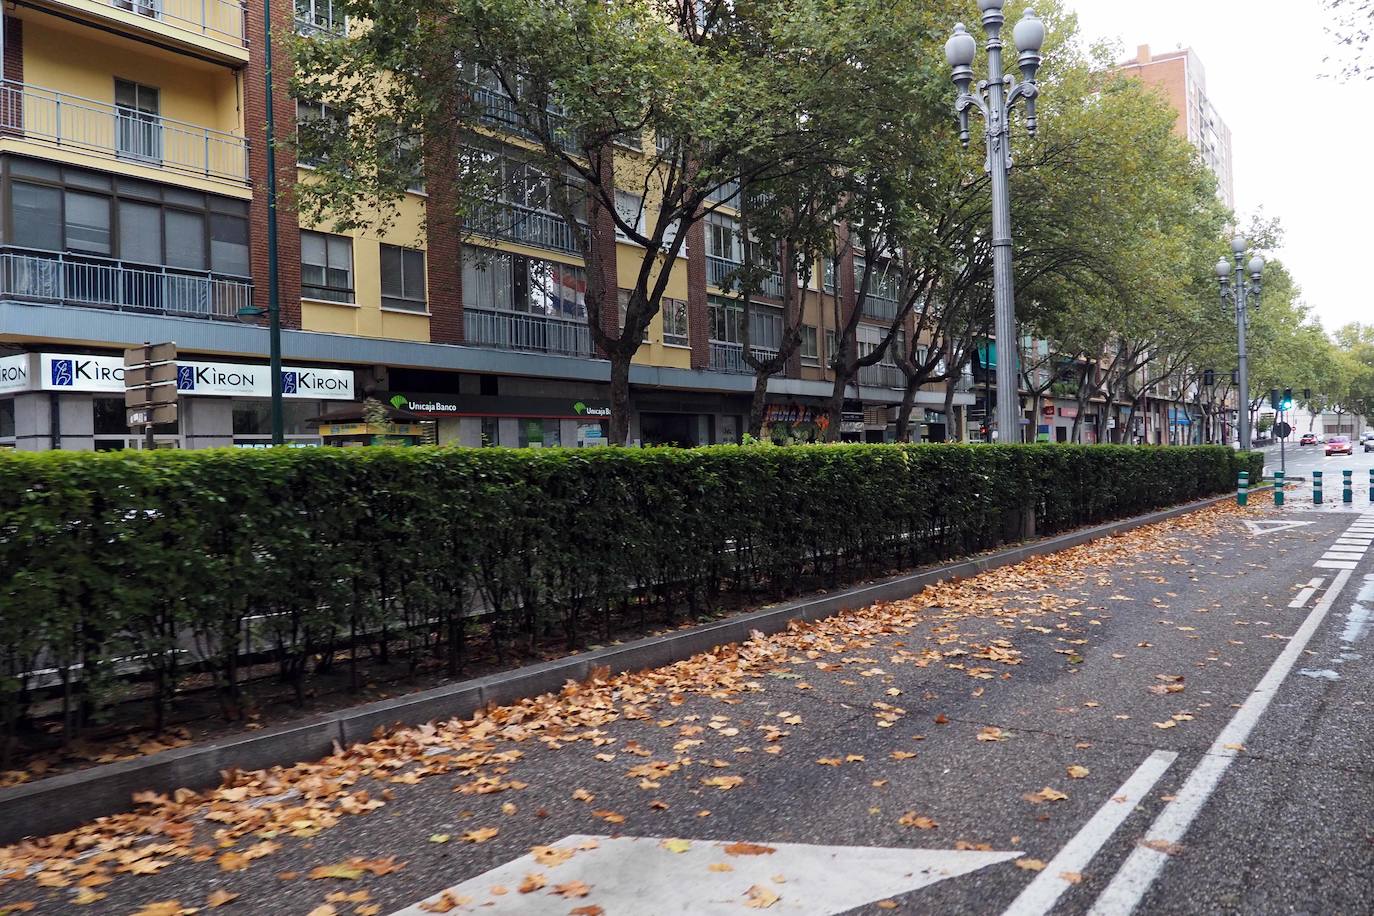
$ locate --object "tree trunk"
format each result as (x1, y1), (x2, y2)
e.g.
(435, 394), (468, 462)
(943, 381), (959, 442)
(747, 371), (770, 439)
(609, 354), (632, 445)
(824, 372), (848, 443)
(896, 377), (921, 443)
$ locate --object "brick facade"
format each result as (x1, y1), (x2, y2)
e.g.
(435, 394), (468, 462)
(686, 213), (708, 370)
(423, 143), (464, 344)
(592, 154), (620, 347)
(244, 4), (302, 330)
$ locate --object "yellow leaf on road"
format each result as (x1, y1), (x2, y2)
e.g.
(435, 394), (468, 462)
(898, 812), (938, 830)
(207, 889), (240, 908)
(462, 827), (499, 844)
(744, 884), (780, 908)
(1015, 859), (1047, 872)
(1067, 765), (1090, 779)
(662, 838), (692, 854)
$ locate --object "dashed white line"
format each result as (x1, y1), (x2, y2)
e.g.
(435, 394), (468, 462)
(1088, 568), (1356, 915)
(1289, 577), (1325, 609)
(1002, 750), (1178, 916)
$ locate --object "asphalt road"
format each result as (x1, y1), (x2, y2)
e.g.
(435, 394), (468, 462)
(3, 498), (1374, 915)
(1260, 437), (1374, 490)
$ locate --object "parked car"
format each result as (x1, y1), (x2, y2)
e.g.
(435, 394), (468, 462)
(1300, 433), (1319, 446)
(1366, 437), (1374, 453)
(1326, 435), (1354, 456)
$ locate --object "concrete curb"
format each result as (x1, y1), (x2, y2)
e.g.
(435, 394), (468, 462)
(0, 490), (1252, 844)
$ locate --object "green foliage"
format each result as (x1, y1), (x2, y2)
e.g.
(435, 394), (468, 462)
(0, 444), (1256, 750)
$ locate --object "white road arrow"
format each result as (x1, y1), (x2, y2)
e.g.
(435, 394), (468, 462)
(1242, 519), (1316, 536)
(389, 834), (1019, 915)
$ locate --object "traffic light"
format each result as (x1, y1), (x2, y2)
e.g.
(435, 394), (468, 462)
(1232, 369), (1240, 385)
(1303, 388), (1312, 402)
(1202, 368), (1215, 387)
(1282, 387), (1293, 410)
(1270, 389), (1281, 410)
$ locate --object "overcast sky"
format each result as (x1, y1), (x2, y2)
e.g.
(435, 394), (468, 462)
(1067, 0), (1370, 334)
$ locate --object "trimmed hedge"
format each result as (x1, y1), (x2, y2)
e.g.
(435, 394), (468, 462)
(0, 443), (1261, 755)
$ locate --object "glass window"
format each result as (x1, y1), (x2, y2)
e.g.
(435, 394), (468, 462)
(0, 399), (13, 439)
(528, 259), (585, 318)
(94, 397), (176, 435)
(11, 182), (61, 250)
(231, 399), (318, 435)
(380, 244), (427, 311)
(801, 325), (819, 364)
(165, 210), (206, 270)
(210, 213), (250, 276)
(662, 298), (689, 346)
(300, 230), (354, 302)
(614, 190), (644, 241)
(462, 248), (513, 311)
(64, 191), (111, 255)
(296, 100), (346, 167)
(705, 214), (738, 262)
(119, 200), (162, 264)
(480, 416), (500, 447)
(518, 418), (560, 449)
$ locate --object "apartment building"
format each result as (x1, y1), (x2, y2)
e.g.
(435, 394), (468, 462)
(0, 2), (970, 450)
(1114, 45), (1235, 211)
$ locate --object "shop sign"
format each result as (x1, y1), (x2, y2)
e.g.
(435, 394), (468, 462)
(1058, 406), (1079, 419)
(1041, 405), (1055, 417)
(574, 400), (611, 417)
(388, 393), (461, 415)
(38, 354), (353, 400)
(0, 353), (31, 395)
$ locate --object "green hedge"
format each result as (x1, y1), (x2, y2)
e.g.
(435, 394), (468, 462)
(0, 443), (1260, 755)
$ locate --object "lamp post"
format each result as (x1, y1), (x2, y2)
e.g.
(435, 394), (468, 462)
(1215, 236), (1264, 450)
(946, 1), (1044, 444)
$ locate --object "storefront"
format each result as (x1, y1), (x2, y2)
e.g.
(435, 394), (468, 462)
(0, 351), (355, 450)
(762, 402), (829, 444)
(379, 391), (613, 448)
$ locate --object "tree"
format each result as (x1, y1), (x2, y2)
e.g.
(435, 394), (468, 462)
(1326, 0), (1374, 78)
(293, 0), (837, 444)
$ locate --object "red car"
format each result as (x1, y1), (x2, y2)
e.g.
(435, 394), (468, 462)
(1300, 433), (1318, 446)
(1327, 435), (1353, 456)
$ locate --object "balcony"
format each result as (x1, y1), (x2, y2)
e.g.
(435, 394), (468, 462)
(858, 363), (903, 389)
(467, 202), (580, 255)
(709, 341), (778, 374)
(464, 308), (593, 358)
(705, 256), (783, 300)
(0, 247), (251, 319)
(469, 87), (580, 154)
(0, 81), (249, 185)
(32, 0), (247, 60)
(859, 293), (899, 322)
(111, 0), (246, 45)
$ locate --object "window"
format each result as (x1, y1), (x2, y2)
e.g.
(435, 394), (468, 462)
(11, 182), (61, 250)
(115, 80), (161, 163)
(0, 399), (13, 440)
(614, 190), (645, 242)
(705, 213), (739, 262)
(801, 325), (819, 365)
(617, 290), (649, 342)
(381, 244), (427, 312)
(295, 0), (344, 34)
(296, 100), (346, 167)
(707, 295), (780, 350)
(826, 330), (838, 364)
(462, 247), (585, 318)
(662, 298), (689, 346)
(95, 396), (176, 436)
(301, 230), (354, 303)
(164, 210), (205, 270)
(64, 191), (111, 255)
(119, 201), (162, 264)
(480, 416), (500, 447)
(518, 418), (560, 449)
(823, 256), (837, 292)
(210, 212), (249, 276)
(231, 399), (319, 436)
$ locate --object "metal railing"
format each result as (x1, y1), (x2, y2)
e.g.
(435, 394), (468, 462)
(0, 247), (251, 319)
(0, 81), (249, 182)
(467, 202), (580, 255)
(705, 256), (784, 300)
(860, 293), (900, 321)
(858, 363), (903, 389)
(110, 0), (246, 46)
(294, 14), (343, 37)
(464, 308), (593, 358)
(469, 86), (580, 153)
(709, 341), (778, 374)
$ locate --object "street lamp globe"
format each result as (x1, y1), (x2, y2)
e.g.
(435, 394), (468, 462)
(946, 24), (977, 68)
(1215, 257), (1232, 280)
(1013, 9), (1046, 53)
(978, 0), (1005, 12)
(1248, 256), (1265, 279)
(1230, 235), (1247, 256)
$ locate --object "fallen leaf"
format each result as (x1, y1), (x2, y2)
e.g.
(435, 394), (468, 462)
(306, 907), (338, 916)
(724, 842), (776, 856)
(552, 880), (591, 898)
(419, 892), (472, 914)
(662, 838), (692, 854)
(519, 873), (548, 894)
(429, 834), (451, 844)
(1067, 765), (1090, 779)
(744, 884), (780, 909)
(532, 846), (574, 867)
(570, 907), (605, 916)
(1025, 786), (1068, 803)
(1059, 871), (1083, 885)
(592, 810), (626, 824)
(72, 889), (108, 906)
(1153, 720), (1178, 730)
(701, 775), (744, 790)
(898, 812), (938, 830)
(708, 863), (734, 873)
(1015, 858), (1047, 872)
(308, 864), (365, 881)
(1140, 839), (1184, 855)
(462, 827), (499, 844)
(876, 902), (898, 910)
(207, 889), (241, 908)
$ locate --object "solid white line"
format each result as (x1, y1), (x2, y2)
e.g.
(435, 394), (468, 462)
(1087, 568), (1355, 916)
(1002, 750), (1178, 916)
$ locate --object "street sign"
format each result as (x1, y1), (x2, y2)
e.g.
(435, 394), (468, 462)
(124, 382), (178, 408)
(1275, 421), (1292, 439)
(124, 362), (178, 387)
(126, 404), (179, 426)
(124, 342), (177, 366)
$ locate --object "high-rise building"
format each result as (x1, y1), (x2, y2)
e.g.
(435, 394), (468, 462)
(0, 4), (971, 451)
(1115, 45), (1235, 210)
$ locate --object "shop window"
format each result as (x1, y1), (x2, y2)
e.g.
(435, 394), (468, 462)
(301, 230), (354, 303)
(662, 298), (689, 347)
(380, 244), (428, 312)
(231, 399), (319, 436)
(480, 416), (500, 447)
(518, 418), (560, 448)
(0, 399), (14, 440)
(576, 421), (607, 447)
(94, 396), (177, 436)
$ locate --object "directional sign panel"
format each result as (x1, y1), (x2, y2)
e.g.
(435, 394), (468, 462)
(125, 383), (179, 408)
(389, 835), (1019, 915)
(127, 404), (178, 427)
(124, 362), (178, 387)
(124, 342), (177, 366)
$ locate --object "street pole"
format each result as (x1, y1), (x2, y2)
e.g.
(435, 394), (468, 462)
(1216, 238), (1264, 451)
(264, 0), (284, 445)
(946, 3), (1043, 446)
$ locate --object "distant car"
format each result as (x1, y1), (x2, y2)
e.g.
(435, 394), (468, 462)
(1299, 433), (1318, 446)
(1327, 435), (1354, 456)
(1366, 437), (1374, 453)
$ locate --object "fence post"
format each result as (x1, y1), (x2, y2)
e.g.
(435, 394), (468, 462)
(1344, 469), (1354, 504)
(1237, 471), (1249, 507)
(1274, 470), (1285, 507)
(1314, 470), (1323, 505)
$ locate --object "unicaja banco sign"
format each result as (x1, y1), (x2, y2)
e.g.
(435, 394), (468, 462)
(574, 401), (611, 417)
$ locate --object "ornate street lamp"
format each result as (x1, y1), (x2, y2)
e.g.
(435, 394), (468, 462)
(946, 2), (1044, 443)
(1215, 236), (1264, 450)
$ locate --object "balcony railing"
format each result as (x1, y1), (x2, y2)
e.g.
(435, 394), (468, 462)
(0, 247), (251, 319)
(294, 14), (343, 37)
(709, 341), (778, 374)
(859, 293), (899, 321)
(0, 81), (249, 183)
(858, 363), (903, 389)
(705, 256), (784, 300)
(467, 202), (580, 255)
(469, 86), (580, 153)
(464, 307), (593, 358)
(111, 0), (246, 46)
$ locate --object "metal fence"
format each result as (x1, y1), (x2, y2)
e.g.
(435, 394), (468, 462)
(858, 363), (903, 389)
(709, 341), (778, 374)
(0, 248), (251, 319)
(469, 86), (580, 153)
(464, 307), (594, 358)
(467, 202), (580, 255)
(706, 256), (784, 300)
(859, 293), (900, 321)
(113, 0), (247, 45)
(0, 81), (249, 182)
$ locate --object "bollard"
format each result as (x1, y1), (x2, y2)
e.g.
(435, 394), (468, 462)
(1369, 468), (1373, 504)
(1314, 470), (1324, 505)
(1345, 469), (1354, 504)
(1237, 471), (1249, 507)
(1274, 470), (1285, 506)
